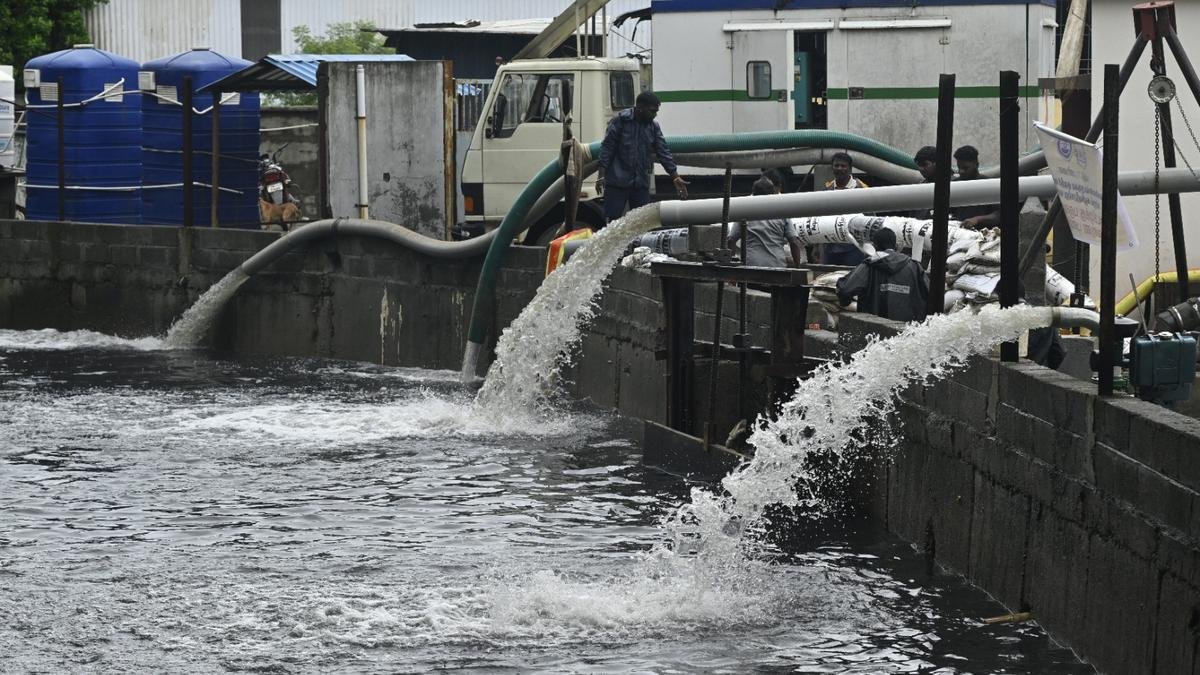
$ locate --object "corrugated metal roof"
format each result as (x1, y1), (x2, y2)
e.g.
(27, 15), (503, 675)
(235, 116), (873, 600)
(201, 53), (414, 92)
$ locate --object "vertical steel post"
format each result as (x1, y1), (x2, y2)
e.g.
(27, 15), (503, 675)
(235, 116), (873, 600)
(1099, 64), (1120, 397)
(56, 76), (65, 222)
(210, 89), (221, 228)
(705, 166), (733, 448)
(1155, 13), (1192, 299)
(999, 71), (1021, 362)
(182, 76), (194, 228)
(928, 73), (955, 316)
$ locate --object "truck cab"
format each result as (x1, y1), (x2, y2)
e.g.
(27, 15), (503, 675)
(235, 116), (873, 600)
(460, 57), (640, 243)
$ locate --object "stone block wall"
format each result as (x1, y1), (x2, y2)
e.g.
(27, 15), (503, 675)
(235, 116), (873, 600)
(839, 312), (1200, 675)
(0, 220), (541, 372)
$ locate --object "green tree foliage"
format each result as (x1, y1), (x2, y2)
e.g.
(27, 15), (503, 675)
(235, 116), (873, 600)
(269, 21), (392, 106)
(292, 20), (391, 56)
(0, 0), (109, 91)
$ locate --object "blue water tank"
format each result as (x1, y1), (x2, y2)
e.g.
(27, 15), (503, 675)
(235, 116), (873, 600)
(141, 48), (259, 227)
(24, 45), (142, 223)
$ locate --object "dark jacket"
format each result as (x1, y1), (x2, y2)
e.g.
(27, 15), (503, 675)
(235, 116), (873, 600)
(835, 250), (930, 322)
(598, 109), (678, 189)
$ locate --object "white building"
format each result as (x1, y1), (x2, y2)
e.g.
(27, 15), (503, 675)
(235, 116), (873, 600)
(650, 0), (1058, 165)
(1090, 0), (1200, 296)
(83, 0), (650, 64)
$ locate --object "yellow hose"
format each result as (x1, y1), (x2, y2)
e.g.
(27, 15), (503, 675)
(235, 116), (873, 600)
(1116, 270), (1200, 316)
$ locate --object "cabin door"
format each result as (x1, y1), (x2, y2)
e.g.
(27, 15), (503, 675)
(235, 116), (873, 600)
(730, 29), (790, 133)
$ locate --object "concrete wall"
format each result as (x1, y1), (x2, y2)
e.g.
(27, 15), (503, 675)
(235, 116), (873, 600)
(259, 107), (321, 220)
(321, 61), (454, 240)
(0, 220), (540, 370)
(838, 312), (1200, 675)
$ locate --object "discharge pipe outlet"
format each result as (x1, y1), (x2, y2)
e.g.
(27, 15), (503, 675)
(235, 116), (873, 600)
(1048, 306), (1101, 332)
(355, 65), (369, 220)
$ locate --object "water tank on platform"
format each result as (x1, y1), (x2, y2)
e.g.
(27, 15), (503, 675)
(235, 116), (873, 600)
(24, 45), (142, 223)
(140, 47), (259, 227)
(0, 66), (15, 170)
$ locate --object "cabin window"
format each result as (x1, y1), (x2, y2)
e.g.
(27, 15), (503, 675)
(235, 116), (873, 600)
(488, 72), (575, 139)
(610, 71), (636, 111)
(747, 61), (772, 99)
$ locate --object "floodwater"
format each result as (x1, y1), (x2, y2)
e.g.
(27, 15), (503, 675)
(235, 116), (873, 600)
(0, 332), (1092, 673)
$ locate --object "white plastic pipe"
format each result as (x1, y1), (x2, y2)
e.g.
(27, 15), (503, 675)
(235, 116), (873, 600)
(659, 168), (1200, 225)
(356, 64), (369, 220)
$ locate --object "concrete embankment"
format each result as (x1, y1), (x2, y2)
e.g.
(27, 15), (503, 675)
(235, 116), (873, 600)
(1, 219), (1198, 674)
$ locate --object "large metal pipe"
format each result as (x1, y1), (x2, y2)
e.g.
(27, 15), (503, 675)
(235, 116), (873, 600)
(675, 148), (925, 184)
(658, 168), (1200, 226)
(355, 65), (370, 220)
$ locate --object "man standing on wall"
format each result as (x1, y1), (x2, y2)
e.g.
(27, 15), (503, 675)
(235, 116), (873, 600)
(820, 151), (870, 266)
(598, 91), (688, 222)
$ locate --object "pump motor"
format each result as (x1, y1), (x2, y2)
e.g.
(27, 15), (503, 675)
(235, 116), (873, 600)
(1129, 333), (1198, 403)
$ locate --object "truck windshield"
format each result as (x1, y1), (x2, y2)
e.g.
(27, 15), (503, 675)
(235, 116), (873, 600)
(610, 71), (635, 111)
(490, 72), (574, 138)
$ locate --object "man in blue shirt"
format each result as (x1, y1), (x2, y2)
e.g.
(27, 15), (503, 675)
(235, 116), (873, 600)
(598, 91), (689, 222)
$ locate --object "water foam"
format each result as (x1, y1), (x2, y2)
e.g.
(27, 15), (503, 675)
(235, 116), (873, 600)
(0, 328), (166, 351)
(164, 268), (250, 348)
(476, 207), (662, 411)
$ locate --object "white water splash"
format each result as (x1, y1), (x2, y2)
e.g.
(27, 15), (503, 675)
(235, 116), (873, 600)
(476, 207), (662, 411)
(164, 268), (250, 348)
(665, 304), (1055, 563)
(0, 328), (165, 351)
(471, 224), (1058, 626)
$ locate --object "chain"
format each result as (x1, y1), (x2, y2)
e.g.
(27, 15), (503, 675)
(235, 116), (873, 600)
(1154, 105), (1162, 283)
(1173, 101), (1200, 180)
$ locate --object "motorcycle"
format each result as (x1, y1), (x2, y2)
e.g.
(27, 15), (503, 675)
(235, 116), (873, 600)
(258, 144), (302, 230)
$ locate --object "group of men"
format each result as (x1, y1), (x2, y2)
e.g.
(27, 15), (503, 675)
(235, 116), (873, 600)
(594, 91), (994, 326)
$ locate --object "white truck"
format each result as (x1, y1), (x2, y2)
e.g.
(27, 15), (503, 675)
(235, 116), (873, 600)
(460, 57), (640, 243)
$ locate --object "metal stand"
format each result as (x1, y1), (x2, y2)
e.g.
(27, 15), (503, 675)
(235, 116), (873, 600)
(654, 262), (814, 440)
(1020, 0), (1197, 298)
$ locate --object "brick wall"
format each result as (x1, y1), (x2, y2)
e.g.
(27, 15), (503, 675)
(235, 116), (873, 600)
(839, 312), (1200, 675)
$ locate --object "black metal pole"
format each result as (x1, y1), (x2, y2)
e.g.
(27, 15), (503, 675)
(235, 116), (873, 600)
(182, 76), (194, 228)
(56, 76), (65, 222)
(1018, 35), (1149, 277)
(928, 73), (955, 316)
(1099, 64), (1120, 397)
(1160, 25), (1197, 298)
(999, 70), (1020, 362)
(211, 88), (221, 228)
(705, 165), (733, 448)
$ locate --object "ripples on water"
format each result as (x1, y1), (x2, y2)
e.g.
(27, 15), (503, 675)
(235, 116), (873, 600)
(0, 333), (1090, 672)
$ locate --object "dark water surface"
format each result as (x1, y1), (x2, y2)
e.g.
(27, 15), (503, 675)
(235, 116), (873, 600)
(0, 335), (1091, 673)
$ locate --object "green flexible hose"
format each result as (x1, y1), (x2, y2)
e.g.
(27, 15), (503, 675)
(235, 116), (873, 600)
(462, 130), (919, 379)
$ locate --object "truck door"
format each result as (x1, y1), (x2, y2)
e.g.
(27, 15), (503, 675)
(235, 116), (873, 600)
(730, 30), (790, 133)
(480, 71), (579, 221)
